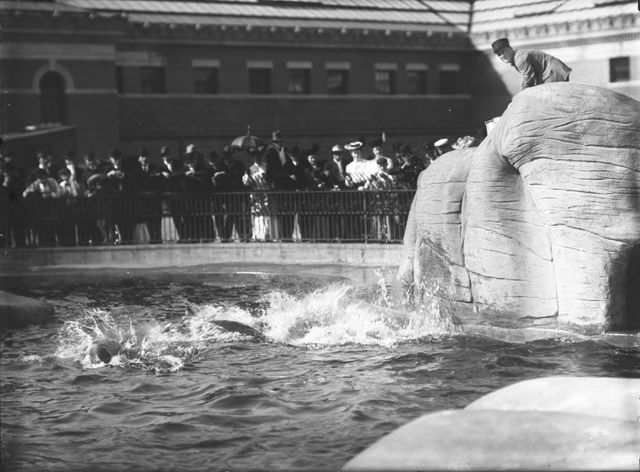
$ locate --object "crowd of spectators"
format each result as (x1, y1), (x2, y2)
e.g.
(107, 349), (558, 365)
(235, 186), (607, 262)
(0, 132), (480, 247)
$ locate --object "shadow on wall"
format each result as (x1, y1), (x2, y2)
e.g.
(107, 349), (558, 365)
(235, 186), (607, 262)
(467, 51), (513, 127)
(627, 244), (640, 330)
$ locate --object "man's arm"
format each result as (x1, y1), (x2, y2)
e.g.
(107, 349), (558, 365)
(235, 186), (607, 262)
(514, 51), (537, 89)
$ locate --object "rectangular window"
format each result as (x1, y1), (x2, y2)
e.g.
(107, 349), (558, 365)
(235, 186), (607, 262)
(194, 67), (219, 94)
(248, 68), (272, 94)
(326, 69), (349, 94)
(407, 70), (427, 94)
(288, 68), (311, 94)
(609, 57), (630, 82)
(375, 70), (396, 94)
(140, 66), (166, 94)
(115, 66), (124, 94)
(438, 65), (460, 94)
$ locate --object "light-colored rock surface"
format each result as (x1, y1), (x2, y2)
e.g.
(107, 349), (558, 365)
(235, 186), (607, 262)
(398, 83), (640, 332)
(344, 376), (640, 471)
(0, 290), (54, 330)
(343, 409), (640, 471)
(466, 376), (640, 421)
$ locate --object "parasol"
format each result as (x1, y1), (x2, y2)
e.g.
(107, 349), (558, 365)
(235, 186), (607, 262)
(230, 126), (265, 150)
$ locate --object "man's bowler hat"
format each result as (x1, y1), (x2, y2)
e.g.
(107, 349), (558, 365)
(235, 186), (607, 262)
(491, 38), (510, 54)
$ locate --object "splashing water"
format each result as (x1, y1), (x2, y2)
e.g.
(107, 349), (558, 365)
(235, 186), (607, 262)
(55, 279), (456, 371)
(258, 283), (455, 347)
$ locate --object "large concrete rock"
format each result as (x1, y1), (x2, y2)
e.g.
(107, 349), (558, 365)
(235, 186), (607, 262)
(466, 376), (640, 421)
(343, 409), (639, 471)
(398, 83), (640, 333)
(0, 290), (54, 330)
(343, 376), (640, 471)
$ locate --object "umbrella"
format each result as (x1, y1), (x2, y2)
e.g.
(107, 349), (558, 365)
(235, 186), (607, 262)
(231, 126), (265, 150)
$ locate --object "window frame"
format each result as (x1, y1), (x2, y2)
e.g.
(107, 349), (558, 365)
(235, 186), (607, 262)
(140, 66), (166, 94)
(609, 57), (630, 83)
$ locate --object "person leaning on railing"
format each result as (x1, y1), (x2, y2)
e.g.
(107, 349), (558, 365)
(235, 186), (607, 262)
(0, 151), (27, 248)
(22, 168), (62, 247)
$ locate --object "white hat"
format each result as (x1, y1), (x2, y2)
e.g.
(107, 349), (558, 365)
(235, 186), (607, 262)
(434, 138), (449, 148)
(344, 141), (363, 151)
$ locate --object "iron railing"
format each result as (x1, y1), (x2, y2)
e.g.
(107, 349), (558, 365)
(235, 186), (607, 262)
(0, 190), (415, 248)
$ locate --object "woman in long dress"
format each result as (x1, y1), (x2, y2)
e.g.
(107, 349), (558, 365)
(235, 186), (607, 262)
(243, 148), (275, 241)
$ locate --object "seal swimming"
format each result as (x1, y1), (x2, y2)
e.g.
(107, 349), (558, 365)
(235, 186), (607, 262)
(88, 318), (265, 364)
(88, 340), (122, 364)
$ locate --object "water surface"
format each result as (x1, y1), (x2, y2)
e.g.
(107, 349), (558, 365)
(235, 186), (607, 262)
(1, 270), (638, 471)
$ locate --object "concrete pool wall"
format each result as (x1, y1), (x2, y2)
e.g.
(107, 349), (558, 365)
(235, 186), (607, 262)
(2, 242), (638, 348)
(1, 242), (402, 272)
(0, 242), (404, 288)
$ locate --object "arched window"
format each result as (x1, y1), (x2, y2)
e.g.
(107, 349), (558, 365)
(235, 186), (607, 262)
(39, 71), (67, 124)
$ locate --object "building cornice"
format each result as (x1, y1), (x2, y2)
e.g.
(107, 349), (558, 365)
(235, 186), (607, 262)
(471, 12), (639, 50)
(2, 8), (637, 53)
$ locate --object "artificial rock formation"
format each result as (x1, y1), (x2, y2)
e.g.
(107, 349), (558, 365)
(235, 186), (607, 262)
(398, 83), (640, 333)
(0, 290), (54, 330)
(343, 377), (640, 471)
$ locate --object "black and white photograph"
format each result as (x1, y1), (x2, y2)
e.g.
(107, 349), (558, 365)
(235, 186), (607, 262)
(1, 0), (639, 470)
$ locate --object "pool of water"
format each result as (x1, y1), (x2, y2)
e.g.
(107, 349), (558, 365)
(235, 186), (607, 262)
(1, 268), (638, 471)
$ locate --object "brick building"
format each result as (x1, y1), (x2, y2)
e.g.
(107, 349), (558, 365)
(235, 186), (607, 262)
(1, 0), (638, 164)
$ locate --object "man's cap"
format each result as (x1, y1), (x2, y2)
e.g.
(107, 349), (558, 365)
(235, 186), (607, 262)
(271, 130), (284, 142)
(344, 141), (363, 151)
(139, 148), (150, 157)
(434, 138), (449, 148)
(160, 145), (170, 156)
(331, 144), (344, 153)
(491, 37), (510, 54)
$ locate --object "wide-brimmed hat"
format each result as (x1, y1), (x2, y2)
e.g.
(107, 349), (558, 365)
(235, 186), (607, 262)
(491, 38), (510, 54)
(344, 141), (363, 151)
(271, 130), (284, 142)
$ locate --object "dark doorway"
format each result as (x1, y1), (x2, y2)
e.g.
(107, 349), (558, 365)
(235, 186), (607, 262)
(39, 71), (68, 124)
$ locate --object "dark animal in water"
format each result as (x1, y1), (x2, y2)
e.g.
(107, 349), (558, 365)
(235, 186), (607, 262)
(184, 304), (265, 341)
(89, 317), (265, 364)
(212, 319), (265, 340)
(89, 340), (122, 364)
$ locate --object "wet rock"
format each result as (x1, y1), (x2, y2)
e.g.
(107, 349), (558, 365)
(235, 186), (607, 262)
(343, 409), (639, 471)
(0, 290), (54, 330)
(466, 376), (640, 421)
(344, 376), (640, 471)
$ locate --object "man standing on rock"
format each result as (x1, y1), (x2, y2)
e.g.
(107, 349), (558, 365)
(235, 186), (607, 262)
(492, 38), (571, 90)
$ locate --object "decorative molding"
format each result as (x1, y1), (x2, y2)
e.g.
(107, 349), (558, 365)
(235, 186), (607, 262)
(32, 61), (75, 91)
(325, 62), (350, 70)
(472, 13), (639, 50)
(286, 61), (312, 69)
(374, 63), (398, 71)
(2, 88), (118, 95)
(192, 59), (220, 68)
(406, 63), (429, 71)
(0, 41), (115, 60)
(116, 51), (165, 66)
(114, 93), (472, 100)
(246, 60), (274, 68)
